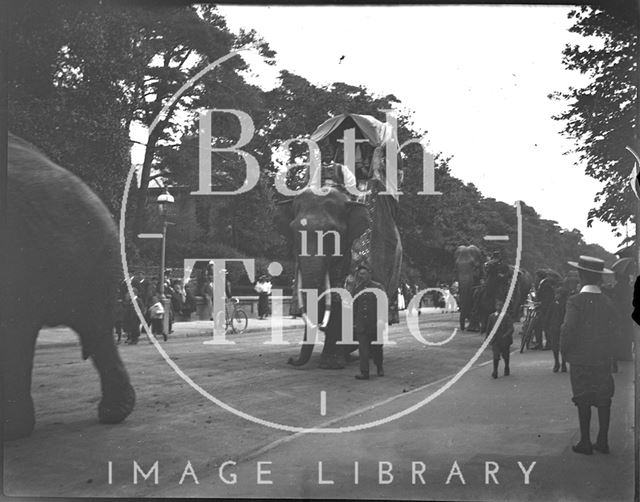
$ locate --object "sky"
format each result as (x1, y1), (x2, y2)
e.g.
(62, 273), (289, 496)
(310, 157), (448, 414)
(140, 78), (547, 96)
(210, 4), (626, 253)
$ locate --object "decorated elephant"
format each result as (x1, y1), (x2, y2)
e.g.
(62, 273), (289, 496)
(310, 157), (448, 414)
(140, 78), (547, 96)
(453, 244), (483, 331)
(277, 113), (404, 368)
(276, 185), (370, 368)
(2, 134), (135, 439)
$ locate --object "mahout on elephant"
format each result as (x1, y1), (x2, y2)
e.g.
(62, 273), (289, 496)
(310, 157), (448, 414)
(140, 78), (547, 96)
(2, 133), (135, 439)
(276, 114), (404, 368)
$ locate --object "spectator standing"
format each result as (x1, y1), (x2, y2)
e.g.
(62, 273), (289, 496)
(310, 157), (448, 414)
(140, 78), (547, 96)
(397, 287), (406, 311)
(148, 296), (166, 341)
(548, 271), (579, 373)
(255, 274), (272, 320)
(203, 272), (214, 321)
(123, 287), (144, 345)
(561, 256), (616, 455)
(533, 270), (555, 350)
(353, 264), (385, 380)
(486, 298), (514, 378)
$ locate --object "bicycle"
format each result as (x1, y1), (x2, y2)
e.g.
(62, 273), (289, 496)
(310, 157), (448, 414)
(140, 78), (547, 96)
(215, 298), (248, 334)
(519, 302), (540, 353)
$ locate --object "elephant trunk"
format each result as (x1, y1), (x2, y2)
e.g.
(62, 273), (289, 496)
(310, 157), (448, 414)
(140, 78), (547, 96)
(288, 258), (332, 367)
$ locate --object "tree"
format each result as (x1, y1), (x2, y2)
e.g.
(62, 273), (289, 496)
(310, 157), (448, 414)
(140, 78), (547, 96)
(8, 0), (135, 214)
(551, 2), (639, 232)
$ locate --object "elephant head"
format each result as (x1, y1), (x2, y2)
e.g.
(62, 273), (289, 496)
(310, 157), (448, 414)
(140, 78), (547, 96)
(453, 245), (483, 330)
(276, 186), (370, 367)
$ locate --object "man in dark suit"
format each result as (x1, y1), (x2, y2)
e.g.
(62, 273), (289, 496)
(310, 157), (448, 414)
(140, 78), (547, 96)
(561, 256), (617, 455)
(532, 270), (555, 350)
(353, 264), (386, 380)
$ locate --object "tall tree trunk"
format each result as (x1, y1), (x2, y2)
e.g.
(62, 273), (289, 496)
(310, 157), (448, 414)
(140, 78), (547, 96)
(133, 128), (161, 236)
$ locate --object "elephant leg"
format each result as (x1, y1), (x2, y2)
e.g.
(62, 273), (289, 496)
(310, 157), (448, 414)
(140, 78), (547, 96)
(2, 319), (39, 440)
(318, 338), (344, 369)
(72, 316), (135, 424)
(459, 312), (466, 331)
(342, 344), (359, 363)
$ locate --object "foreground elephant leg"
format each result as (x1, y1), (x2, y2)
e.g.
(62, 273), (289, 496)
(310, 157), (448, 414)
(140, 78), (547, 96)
(90, 332), (135, 424)
(2, 320), (39, 440)
(72, 313), (135, 424)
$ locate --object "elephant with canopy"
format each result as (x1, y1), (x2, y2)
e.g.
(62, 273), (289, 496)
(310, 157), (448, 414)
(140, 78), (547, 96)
(276, 114), (404, 368)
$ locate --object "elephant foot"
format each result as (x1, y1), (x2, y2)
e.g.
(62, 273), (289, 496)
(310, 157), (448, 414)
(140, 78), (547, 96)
(355, 373), (369, 380)
(98, 383), (135, 424)
(318, 357), (344, 370)
(3, 397), (35, 440)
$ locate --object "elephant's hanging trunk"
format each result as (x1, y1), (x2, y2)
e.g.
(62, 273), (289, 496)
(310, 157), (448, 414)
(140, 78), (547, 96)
(288, 265), (333, 366)
(298, 267), (332, 331)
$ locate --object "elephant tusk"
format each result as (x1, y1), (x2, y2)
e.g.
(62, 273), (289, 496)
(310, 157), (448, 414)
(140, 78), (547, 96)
(318, 270), (332, 330)
(296, 267), (331, 331)
(297, 267), (318, 331)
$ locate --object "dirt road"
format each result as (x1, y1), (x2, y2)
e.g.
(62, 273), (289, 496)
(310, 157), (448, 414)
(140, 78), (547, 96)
(3, 312), (635, 500)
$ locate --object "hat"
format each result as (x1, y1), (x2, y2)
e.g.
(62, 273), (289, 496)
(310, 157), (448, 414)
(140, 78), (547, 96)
(567, 256), (613, 275)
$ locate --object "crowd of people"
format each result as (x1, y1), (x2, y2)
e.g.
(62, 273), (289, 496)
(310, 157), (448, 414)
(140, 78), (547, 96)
(114, 270), (196, 345)
(479, 253), (632, 456)
(117, 252), (632, 456)
(526, 261), (633, 374)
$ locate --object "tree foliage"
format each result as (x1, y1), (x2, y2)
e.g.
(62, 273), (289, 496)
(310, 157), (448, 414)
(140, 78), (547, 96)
(551, 2), (639, 230)
(8, 0), (615, 287)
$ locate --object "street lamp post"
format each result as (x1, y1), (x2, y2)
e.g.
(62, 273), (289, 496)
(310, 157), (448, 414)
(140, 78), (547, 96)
(157, 188), (174, 337)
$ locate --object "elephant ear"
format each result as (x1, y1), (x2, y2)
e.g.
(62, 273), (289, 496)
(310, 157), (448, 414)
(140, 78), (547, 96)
(346, 201), (370, 244)
(274, 199), (294, 240)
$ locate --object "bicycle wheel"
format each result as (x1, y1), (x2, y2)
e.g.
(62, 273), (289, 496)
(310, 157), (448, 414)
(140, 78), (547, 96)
(232, 309), (248, 334)
(520, 313), (537, 353)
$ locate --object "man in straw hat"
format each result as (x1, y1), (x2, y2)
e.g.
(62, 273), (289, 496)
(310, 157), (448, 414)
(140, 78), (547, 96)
(561, 256), (617, 455)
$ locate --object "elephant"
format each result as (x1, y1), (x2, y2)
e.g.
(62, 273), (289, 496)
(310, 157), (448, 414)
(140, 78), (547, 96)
(276, 184), (371, 368)
(453, 245), (483, 331)
(277, 114), (405, 368)
(2, 133), (135, 439)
